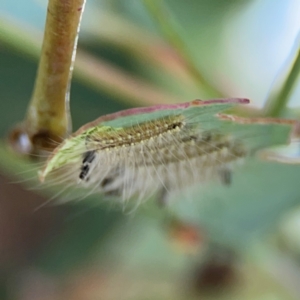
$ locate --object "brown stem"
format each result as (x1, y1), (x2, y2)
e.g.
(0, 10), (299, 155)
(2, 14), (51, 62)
(9, 0), (86, 155)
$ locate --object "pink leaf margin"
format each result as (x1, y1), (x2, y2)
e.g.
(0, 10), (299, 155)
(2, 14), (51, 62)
(76, 98), (250, 134)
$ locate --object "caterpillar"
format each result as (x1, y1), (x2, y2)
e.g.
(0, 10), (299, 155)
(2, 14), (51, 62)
(39, 98), (293, 204)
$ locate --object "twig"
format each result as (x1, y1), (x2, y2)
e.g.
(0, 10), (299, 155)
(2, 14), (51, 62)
(8, 0), (86, 155)
(1, 18), (181, 111)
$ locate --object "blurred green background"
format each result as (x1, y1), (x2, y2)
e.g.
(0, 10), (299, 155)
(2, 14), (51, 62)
(0, 0), (300, 299)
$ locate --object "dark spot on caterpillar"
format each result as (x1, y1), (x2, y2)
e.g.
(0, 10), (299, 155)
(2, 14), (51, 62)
(202, 131), (212, 142)
(101, 167), (124, 197)
(79, 150), (96, 180)
(100, 167), (123, 188)
(101, 177), (114, 188)
(169, 122), (183, 130)
(79, 165), (89, 180)
(83, 150), (96, 164)
(219, 168), (232, 186)
(181, 131), (212, 144)
(157, 186), (169, 207)
(182, 135), (197, 143)
(103, 189), (122, 197)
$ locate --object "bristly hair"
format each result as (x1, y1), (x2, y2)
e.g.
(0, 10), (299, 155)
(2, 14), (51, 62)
(38, 98), (294, 206)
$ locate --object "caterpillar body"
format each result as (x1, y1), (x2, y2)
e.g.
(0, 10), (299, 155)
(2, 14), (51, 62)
(39, 98), (293, 204)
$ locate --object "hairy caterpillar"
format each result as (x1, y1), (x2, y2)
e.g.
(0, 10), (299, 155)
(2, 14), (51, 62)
(39, 98), (294, 204)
